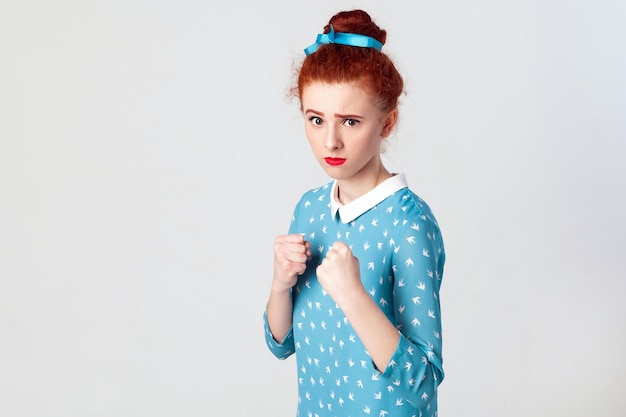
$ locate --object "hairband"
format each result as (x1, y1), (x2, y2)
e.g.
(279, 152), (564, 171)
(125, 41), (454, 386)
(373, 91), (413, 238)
(304, 25), (383, 56)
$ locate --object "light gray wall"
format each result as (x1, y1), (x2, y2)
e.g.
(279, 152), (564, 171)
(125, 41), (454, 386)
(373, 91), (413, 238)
(1, 1), (624, 416)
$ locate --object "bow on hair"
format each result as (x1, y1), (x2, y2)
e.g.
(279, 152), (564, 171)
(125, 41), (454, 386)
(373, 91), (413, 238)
(304, 25), (383, 56)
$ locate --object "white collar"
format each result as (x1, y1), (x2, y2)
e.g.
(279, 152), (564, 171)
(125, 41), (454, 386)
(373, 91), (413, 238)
(330, 173), (409, 223)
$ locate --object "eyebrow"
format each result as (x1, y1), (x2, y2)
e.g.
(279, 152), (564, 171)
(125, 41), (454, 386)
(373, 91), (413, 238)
(304, 109), (363, 119)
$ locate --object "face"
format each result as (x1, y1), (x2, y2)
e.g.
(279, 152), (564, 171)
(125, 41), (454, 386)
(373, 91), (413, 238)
(301, 81), (397, 185)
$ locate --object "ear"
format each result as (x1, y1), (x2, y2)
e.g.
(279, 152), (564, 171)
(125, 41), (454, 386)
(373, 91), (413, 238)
(380, 108), (398, 139)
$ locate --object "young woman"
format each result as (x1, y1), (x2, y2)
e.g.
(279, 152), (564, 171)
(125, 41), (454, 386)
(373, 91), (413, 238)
(264, 9), (445, 417)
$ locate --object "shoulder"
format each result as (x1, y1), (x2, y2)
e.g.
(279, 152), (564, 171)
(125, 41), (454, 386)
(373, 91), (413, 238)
(293, 181), (334, 208)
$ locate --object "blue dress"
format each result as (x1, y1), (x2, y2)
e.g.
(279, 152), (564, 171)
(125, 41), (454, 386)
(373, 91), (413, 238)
(264, 174), (445, 417)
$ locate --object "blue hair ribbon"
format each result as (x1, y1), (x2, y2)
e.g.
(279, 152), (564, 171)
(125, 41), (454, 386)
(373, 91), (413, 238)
(304, 25), (383, 56)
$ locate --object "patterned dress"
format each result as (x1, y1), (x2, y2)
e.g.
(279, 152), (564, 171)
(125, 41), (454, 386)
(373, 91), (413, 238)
(264, 174), (445, 417)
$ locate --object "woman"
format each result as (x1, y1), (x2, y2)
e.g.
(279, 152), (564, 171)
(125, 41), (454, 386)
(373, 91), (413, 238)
(264, 9), (445, 417)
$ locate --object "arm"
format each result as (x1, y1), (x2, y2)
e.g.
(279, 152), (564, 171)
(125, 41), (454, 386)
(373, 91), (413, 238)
(265, 234), (311, 343)
(316, 241), (400, 371)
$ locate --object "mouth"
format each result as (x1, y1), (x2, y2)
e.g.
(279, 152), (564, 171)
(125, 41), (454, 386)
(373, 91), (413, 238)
(324, 157), (346, 166)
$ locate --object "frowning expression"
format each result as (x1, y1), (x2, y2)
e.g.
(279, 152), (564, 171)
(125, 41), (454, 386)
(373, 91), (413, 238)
(301, 81), (397, 183)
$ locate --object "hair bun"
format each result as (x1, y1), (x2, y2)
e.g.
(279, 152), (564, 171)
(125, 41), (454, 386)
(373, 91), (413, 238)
(324, 9), (387, 45)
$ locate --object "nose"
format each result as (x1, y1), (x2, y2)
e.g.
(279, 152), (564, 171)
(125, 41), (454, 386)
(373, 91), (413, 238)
(324, 126), (342, 151)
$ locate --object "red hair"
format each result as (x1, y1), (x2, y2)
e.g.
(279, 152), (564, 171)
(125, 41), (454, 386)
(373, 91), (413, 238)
(294, 10), (404, 112)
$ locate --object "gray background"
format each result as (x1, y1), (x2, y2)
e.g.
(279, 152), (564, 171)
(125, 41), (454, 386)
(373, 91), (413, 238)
(1, 0), (625, 415)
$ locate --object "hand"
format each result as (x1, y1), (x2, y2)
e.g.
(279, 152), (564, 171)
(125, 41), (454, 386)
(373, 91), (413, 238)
(272, 234), (311, 292)
(316, 241), (365, 307)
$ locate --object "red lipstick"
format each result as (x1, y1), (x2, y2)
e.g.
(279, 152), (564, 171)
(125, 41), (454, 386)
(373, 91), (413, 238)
(325, 157), (346, 166)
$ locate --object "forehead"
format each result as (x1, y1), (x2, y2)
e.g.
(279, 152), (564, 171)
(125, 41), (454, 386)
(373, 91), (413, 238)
(301, 81), (380, 112)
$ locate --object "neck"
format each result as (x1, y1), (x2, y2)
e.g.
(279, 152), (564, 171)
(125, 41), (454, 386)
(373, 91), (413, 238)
(336, 164), (392, 205)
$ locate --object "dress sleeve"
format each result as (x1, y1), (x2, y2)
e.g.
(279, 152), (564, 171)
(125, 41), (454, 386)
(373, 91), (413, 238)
(263, 310), (296, 360)
(381, 197), (445, 409)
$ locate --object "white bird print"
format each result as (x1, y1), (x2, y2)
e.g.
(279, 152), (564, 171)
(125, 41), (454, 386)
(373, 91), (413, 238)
(305, 336), (310, 345)
(304, 200), (311, 208)
(398, 305), (405, 314)
(328, 309), (333, 317)
(348, 392), (355, 401)
(301, 365), (307, 373)
(336, 378), (341, 386)
(371, 373), (380, 381)
(310, 321), (316, 330)
(386, 206), (393, 213)
(357, 380), (363, 388)
(307, 300), (312, 309)
(349, 334), (356, 343)
(371, 219), (378, 226)
(421, 392), (429, 401)
(383, 229), (388, 238)
(377, 242), (383, 250)
(305, 391), (311, 400)
(315, 302), (322, 310)
(386, 385), (395, 393)
(348, 358), (355, 367)
(361, 360), (367, 368)
(404, 361), (412, 371)
(402, 219), (408, 226)
(427, 270), (433, 278)
(428, 310), (436, 318)
(411, 222), (420, 231)
(363, 241), (370, 250)
(363, 405), (371, 414)
(309, 216), (315, 224)
(374, 391), (382, 400)
(412, 296), (421, 305)
(336, 231), (342, 239)
(367, 262), (375, 270)
(309, 232), (315, 239)
(395, 398), (405, 406)
(319, 213), (325, 221)
(422, 248), (430, 257)
(393, 379), (401, 386)
(322, 225), (327, 234)
(417, 281), (426, 291)
(321, 320), (327, 329)
(393, 219), (399, 226)
(379, 410), (388, 417)
(369, 287), (376, 296)
(407, 346), (414, 355)
(326, 366), (331, 374)
(411, 318), (421, 327)
(409, 378), (416, 386)
(319, 377), (325, 386)
(318, 194), (325, 201)
(434, 331), (440, 339)
(359, 224), (365, 232)
(379, 297), (388, 307)
(397, 279), (405, 287)
(338, 398), (344, 406)
(346, 231), (350, 239)
(405, 258), (414, 267)
(297, 322), (304, 330)
(406, 236), (416, 245)
(388, 237), (395, 246)
(319, 344), (325, 353)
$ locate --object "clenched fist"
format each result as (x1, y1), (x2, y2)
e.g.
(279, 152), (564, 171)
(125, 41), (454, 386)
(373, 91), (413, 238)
(272, 234), (311, 292)
(316, 241), (366, 307)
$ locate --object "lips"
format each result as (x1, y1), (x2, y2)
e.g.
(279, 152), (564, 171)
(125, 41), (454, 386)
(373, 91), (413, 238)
(325, 157), (346, 166)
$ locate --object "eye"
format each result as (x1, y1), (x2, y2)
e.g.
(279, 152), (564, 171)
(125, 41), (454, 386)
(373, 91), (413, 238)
(309, 116), (323, 126)
(343, 118), (360, 127)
